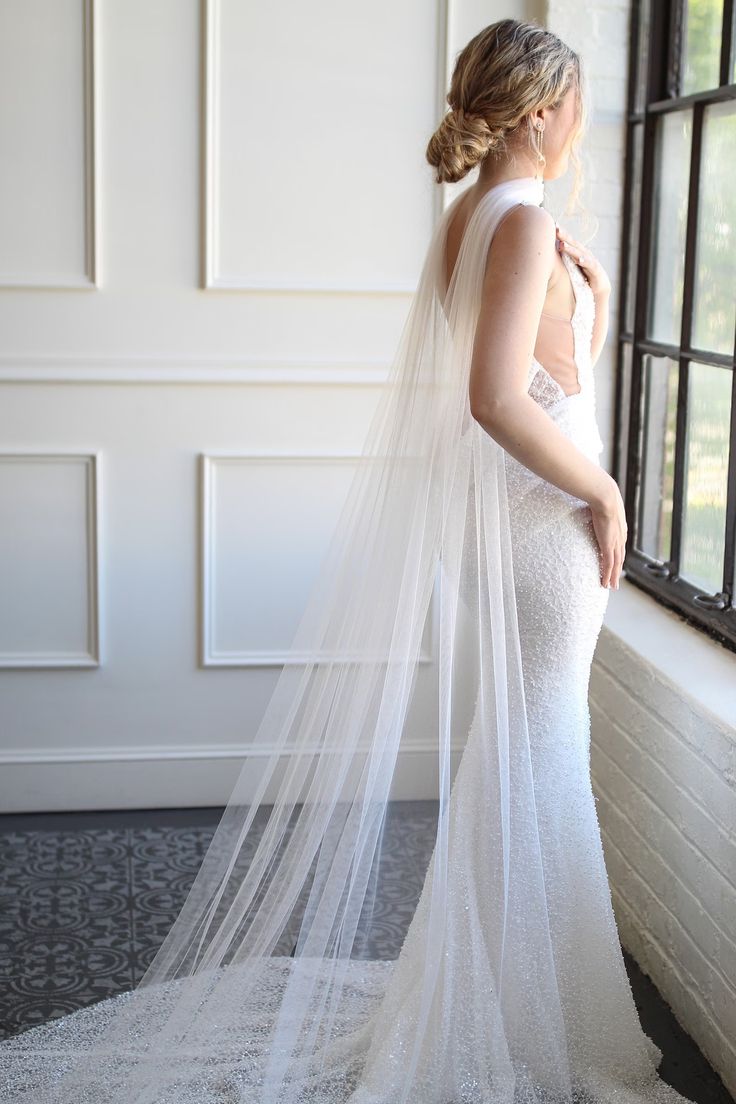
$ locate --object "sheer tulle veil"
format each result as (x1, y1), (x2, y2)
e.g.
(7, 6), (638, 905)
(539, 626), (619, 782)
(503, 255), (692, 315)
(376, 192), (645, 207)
(1, 174), (567, 1103)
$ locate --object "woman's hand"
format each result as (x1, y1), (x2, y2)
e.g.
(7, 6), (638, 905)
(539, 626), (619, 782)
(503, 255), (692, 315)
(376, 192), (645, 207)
(555, 223), (611, 299)
(589, 475), (628, 589)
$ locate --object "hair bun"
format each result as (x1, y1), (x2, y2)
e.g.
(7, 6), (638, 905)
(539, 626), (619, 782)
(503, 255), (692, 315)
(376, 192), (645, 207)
(426, 18), (583, 188)
(426, 106), (496, 185)
(451, 106), (491, 137)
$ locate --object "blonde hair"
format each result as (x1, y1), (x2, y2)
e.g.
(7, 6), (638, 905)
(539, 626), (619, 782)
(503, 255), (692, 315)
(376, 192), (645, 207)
(426, 19), (589, 211)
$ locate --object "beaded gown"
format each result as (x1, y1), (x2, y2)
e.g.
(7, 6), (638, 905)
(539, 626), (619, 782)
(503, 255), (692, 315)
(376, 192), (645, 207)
(335, 205), (688, 1104)
(0, 178), (698, 1104)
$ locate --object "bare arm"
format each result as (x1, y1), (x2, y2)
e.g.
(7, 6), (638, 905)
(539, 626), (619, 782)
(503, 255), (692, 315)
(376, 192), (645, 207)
(469, 204), (625, 587)
(469, 204), (614, 509)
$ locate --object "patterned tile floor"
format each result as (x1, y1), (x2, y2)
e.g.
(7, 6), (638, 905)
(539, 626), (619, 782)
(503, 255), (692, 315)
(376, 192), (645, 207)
(0, 804), (731, 1104)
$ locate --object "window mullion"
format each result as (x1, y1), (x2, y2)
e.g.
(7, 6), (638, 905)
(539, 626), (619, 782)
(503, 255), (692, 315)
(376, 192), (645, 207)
(613, 0), (642, 489)
(669, 101), (704, 579)
(721, 363), (736, 604)
(719, 0), (735, 87)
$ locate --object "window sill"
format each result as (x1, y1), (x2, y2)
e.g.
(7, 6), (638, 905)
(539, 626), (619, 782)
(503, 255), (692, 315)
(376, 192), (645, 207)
(600, 576), (736, 732)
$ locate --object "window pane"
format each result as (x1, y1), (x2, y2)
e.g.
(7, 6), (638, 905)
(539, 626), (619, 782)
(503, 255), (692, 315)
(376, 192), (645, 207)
(649, 111), (692, 345)
(633, 0), (652, 114)
(617, 342), (633, 494)
(625, 122), (644, 333)
(682, 0), (724, 96)
(691, 101), (736, 355)
(681, 362), (732, 592)
(638, 355), (679, 562)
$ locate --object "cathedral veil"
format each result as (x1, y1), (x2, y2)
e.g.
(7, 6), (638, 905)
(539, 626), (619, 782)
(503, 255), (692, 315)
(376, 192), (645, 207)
(0, 175), (574, 1103)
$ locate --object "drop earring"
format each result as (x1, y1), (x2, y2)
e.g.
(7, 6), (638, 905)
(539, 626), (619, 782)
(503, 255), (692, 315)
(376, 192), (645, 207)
(534, 120), (546, 183)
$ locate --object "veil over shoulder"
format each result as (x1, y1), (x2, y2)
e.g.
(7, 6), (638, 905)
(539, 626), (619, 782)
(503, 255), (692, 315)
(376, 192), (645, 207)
(0, 176), (696, 1104)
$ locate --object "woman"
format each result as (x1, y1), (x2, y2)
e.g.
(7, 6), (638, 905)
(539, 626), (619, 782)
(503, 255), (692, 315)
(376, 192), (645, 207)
(0, 18), (698, 1104)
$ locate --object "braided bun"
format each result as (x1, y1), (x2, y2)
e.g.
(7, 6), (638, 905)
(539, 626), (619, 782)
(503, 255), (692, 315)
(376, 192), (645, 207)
(426, 107), (499, 185)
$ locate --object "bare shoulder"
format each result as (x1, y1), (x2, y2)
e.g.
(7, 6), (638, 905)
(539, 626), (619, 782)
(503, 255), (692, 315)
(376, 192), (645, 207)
(490, 202), (557, 264)
(482, 202), (557, 291)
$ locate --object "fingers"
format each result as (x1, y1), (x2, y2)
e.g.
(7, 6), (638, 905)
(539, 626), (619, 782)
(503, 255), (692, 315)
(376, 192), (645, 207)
(600, 548), (614, 589)
(591, 487), (627, 591)
(600, 543), (625, 589)
(555, 225), (588, 267)
(558, 239), (588, 267)
(611, 543), (624, 589)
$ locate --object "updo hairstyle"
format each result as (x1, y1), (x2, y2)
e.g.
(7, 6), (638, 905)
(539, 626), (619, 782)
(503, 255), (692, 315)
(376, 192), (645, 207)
(426, 19), (586, 187)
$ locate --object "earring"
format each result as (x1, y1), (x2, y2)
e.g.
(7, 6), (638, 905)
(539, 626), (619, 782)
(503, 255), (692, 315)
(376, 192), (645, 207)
(534, 121), (545, 182)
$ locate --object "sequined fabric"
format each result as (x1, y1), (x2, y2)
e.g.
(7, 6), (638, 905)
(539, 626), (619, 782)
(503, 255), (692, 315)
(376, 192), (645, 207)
(328, 240), (689, 1104)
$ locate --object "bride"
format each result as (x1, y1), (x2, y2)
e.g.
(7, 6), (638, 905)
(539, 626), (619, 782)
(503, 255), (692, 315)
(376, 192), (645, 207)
(0, 18), (701, 1104)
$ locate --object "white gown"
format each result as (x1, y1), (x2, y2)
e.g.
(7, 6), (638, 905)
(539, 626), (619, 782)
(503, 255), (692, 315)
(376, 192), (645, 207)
(0, 184), (700, 1104)
(339, 251), (682, 1104)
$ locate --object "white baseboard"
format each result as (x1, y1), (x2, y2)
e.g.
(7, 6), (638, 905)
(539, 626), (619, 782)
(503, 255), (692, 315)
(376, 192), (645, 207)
(0, 743), (464, 813)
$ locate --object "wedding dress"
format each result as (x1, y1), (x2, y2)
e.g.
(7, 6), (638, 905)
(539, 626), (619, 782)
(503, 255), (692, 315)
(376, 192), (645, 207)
(0, 176), (699, 1104)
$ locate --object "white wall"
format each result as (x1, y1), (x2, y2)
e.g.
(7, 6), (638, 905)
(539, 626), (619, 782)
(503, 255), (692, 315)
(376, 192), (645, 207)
(545, 0), (736, 1091)
(2, 0), (553, 811)
(0, 0), (455, 809)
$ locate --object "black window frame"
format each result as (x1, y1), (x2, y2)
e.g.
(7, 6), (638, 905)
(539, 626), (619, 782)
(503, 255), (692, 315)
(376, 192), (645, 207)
(615, 0), (736, 654)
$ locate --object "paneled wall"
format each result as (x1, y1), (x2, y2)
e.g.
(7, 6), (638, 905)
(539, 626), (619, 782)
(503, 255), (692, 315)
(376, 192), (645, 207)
(0, 0), (470, 811)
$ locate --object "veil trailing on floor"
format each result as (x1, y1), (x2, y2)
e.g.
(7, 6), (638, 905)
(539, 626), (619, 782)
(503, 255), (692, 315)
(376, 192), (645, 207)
(1, 175), (567, 1103)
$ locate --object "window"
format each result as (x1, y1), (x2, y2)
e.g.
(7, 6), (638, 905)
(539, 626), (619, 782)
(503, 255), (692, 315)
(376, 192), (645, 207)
(615, 0), (736, 652)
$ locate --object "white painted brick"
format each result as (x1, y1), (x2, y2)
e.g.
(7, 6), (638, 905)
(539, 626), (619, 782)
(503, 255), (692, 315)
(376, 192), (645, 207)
(591, 667), (734, 849)
(590, 627), (736, 1090)
(615, 883), (735, 1072)
(592, 748), (736, 978)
